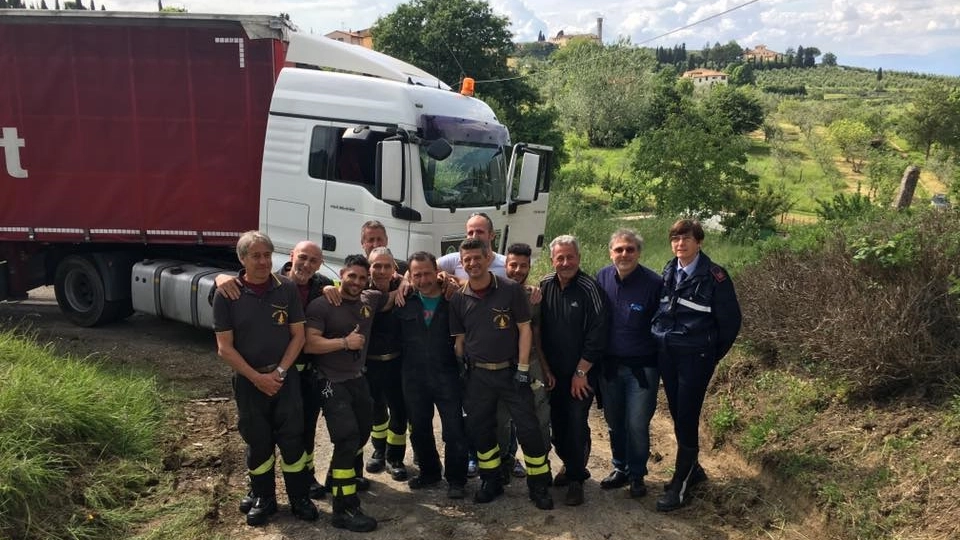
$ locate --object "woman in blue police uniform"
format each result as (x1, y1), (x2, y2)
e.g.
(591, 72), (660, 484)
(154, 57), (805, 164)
(651, 219), (741, 512)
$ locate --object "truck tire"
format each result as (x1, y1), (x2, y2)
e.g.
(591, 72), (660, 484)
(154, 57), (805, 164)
(54, 255), (126, 327)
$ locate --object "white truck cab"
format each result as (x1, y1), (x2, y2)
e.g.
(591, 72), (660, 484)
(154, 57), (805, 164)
(259, 33), (552, 276)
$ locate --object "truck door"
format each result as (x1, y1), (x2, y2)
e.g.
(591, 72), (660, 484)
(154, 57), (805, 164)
(305, 124), (411, 265)
(503, 143), (553, 256)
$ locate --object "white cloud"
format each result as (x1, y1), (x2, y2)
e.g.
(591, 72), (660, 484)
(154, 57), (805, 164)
(99, 0), (958, 71)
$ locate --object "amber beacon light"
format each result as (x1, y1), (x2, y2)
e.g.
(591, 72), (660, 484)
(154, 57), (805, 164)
(460, 77), (475, 96)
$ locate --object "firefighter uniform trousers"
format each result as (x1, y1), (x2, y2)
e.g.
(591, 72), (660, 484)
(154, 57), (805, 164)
(464, 365), (551, 488)
(366, 353), (407, 464)
(299, 363), (324, 484)
(323, 376), (374, 513)
(234, 369), (311, 500)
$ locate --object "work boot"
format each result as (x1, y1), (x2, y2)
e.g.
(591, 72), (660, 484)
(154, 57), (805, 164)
(600, 469), (629, 490)
(238, 491), (255, 514)
(308, 480), (326, 500)
(629, 478), (648, 498)
(290, 497), (319, 521)
(529, 484), (554, 510)
(331, 507), (378, 532)
(365, 449), (386, 474)
(245, 497), (277, 527)
(473, 477), (504, 503)
(564, 481), (584, 506)
(447, 483), (466, 500)
(408, 474), (442, 490)
(388, 460), (408, 481)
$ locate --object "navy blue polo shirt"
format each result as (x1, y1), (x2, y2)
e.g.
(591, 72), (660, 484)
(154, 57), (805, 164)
(596, 263), (662, 364)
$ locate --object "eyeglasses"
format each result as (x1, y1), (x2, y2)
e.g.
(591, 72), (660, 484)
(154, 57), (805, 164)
(612, 246), (637, 254)
(670, 234), (696, 243)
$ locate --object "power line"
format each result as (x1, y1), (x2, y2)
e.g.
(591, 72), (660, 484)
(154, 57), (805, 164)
(473, 0), (765, 85)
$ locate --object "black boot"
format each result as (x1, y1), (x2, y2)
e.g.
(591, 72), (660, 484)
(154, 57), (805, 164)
(663, 462), (707, 491)
(331, 495), (377, 532)
(473, 475), (504, 503)
(365, 439), (386, 473)
(657, 446), (698, 512)
(245, 496), (277, 526)
(290, 497), (319, 521)
(238, 491), (255, 514)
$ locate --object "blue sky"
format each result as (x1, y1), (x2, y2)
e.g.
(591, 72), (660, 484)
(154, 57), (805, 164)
(116, 1), (960, 75)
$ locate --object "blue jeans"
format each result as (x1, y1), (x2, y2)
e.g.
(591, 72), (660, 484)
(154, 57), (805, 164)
(600, 364), (659, 479)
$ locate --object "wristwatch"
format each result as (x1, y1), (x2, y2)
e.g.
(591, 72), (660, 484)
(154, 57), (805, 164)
(276, 366), (287, 380)
(574, 369), (587, 378)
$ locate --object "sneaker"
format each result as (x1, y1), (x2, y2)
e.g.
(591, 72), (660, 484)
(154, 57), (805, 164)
(308, 481), (326, 500)
(388, 461), (408, 482)
(290, 497), (319, 521)
(629, 478), (647, 498)
(564, 481), (584, 506)
(600, 469), (629, 490)
(355, 477), (371, 492)
(529, 484), (554, 510)
(473, 478), (504, 503)
(245, 497), (277, 527)
(512, 460), (527, 478)
(408, 474), (442, 490)
(466, 459), (479, 478)
(332, 507), (378, 532)
(365, 450), (386, 474)
(238, 491), (255, 514)
(447, 484), (466, 500)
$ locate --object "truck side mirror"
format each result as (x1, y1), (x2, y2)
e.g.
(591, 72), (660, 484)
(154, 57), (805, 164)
(515, 152), (541, 203)
(377, 140), (404, 204)
(426, 138), (452, 161)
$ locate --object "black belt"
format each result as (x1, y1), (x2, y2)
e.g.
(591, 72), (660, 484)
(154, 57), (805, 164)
(472, 361), (511, 371)
(368, 352), (400, 361)
(253, 363), (278, 374)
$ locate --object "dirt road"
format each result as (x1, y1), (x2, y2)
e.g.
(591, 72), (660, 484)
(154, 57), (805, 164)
(1, 289), (821, 540)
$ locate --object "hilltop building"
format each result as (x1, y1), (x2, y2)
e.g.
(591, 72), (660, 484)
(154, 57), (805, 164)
(324, 28), (373, 49)
(743, 44), (782, 62)
(548, 17), (603, 47)
(681, 68), (728, 87)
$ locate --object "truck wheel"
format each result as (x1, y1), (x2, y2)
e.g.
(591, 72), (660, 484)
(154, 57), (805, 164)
(54, 255), (123, 327)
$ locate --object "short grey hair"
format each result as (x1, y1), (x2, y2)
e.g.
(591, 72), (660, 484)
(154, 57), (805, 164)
(549, 234), (579, 256)
(368, 246), (394, 261)
(236, 230), (273, 259)
(609, 228), (643, 253)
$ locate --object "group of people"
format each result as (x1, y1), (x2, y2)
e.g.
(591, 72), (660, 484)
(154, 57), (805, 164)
(212, 215), (741, 533)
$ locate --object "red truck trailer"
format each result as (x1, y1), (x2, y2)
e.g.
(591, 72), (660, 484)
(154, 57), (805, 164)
(0, 12), (288, 323)
(1, 11), (554, 328)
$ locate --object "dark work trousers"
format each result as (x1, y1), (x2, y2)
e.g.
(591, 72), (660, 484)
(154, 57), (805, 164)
(234, 369), (310, 500)
(323, 376), (374, 512)
(658, 347), (717, 483)
(549, 374), (595, 483)
(463, 367), (551, 487)
(366, 357), (408, 462)
(402, 366), (468, 486)
(300, 364), (324, 483)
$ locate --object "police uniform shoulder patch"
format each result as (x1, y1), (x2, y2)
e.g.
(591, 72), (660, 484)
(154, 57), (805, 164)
(711, 265), (728, 282)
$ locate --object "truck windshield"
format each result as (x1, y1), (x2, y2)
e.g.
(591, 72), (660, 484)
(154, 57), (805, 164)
(419, 115), (510, 209)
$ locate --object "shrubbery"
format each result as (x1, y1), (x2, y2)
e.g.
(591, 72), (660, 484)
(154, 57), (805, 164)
(737, 209), (960, 399)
